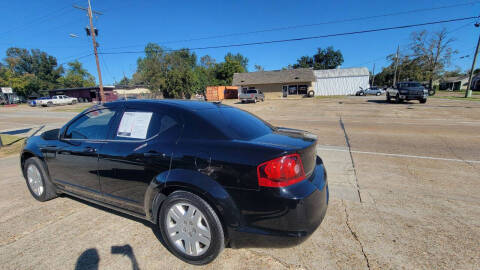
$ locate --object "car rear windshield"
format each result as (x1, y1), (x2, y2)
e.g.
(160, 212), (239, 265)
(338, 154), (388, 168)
(196, 107), (273, 140)
(246, 90), (257, 94)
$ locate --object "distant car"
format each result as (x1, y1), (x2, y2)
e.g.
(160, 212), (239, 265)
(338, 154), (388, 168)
(35, 95), (78, 107)
(238, 89), (265, 103)
(356, 87), (383, 96)
(29, 97), (50, 107)
(20, 100), (329, 265)
(386, 82), (428, 103)
(364, 87), (384, 96)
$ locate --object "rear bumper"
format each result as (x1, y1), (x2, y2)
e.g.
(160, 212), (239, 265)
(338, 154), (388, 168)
(228, 161), (329, 248)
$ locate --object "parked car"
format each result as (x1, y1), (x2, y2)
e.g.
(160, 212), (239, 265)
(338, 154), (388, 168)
(35, 95), (78, 107)
(386, 82), (428, 103)
(29, 97), (49, 107)
(20, 100), (329, 265)
(364, 87), (384, 96)
(238, 89), (265, 103)
(356, 87), (383, 96)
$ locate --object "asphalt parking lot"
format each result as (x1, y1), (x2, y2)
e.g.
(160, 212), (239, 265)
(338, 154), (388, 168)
(1, 96), (479, 269)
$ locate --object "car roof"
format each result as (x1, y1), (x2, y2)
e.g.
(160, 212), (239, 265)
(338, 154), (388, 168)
(100, 99), (230, 112)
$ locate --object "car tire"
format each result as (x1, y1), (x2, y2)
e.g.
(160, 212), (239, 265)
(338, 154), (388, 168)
(376, 92), (381, 96)
(23, 157), (58, 202)
(420, 99), (427, 104)
(359, 92), (364, 96)
(307, 90), (315, 97)
(386, 93), (391, 102)
(159, 191), (224, 265)
(241, 100), (245, 103)
(395, 94), (401, 104)
(47, 102), (53, 107)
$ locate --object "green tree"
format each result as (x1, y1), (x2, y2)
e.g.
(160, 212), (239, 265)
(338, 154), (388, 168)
(134, 43), (168, 94)
(3, 47), (64, 96)
(117, 76), (131, 86)
(410, 28), (457, 88)
(5, 47), (63, 90)
(224, 52), (249, 71)
(57, 60), (95, 88)
(292, 47), (344, 70)
(214, 55), (246, 85)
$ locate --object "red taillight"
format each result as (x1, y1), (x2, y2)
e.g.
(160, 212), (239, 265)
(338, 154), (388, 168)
(257, 154), (306, 187)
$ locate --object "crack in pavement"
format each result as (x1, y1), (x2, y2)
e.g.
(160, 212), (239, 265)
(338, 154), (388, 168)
(342, 200), (371, 270)
(339, 117), (363, 203)
(247, 250), (307, 270)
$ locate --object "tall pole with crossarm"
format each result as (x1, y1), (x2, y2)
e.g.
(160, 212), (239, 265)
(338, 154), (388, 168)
(73, 1), (105, 103)
(465, 27), (480, 98)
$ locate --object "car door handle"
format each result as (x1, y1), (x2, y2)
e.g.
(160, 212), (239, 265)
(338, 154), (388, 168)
(84, 147), (97, 153)
(143, 151), (166, 158)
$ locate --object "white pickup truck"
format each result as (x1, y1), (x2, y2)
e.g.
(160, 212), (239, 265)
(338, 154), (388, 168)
(35, 95), (78, 107)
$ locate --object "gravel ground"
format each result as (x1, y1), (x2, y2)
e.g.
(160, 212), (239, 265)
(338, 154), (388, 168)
(0, 96), (479, 269)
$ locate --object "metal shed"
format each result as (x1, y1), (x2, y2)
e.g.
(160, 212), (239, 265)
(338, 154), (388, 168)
(313, 67), (370, 96)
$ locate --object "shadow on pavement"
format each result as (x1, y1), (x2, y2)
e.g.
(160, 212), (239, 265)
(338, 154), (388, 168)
(75, 245), (141, 270)
(75, 248), (100, 270)
(365, 99), (418, 105)
(111, 245), (140, 270)
(64, 194), (171, 268)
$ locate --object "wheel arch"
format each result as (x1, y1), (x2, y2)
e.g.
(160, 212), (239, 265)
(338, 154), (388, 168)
(20, 150), (45, 177)
(145, 169), (243, 244)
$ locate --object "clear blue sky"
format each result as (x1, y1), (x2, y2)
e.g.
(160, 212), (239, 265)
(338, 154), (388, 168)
(0, 0), (479, 85)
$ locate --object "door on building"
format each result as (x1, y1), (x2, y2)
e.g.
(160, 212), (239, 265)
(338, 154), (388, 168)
(282, 85), (288, 97)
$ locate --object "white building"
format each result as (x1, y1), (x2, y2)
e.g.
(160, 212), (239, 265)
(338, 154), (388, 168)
(233, 67), (370, 98)
(313, 67), (370, 96)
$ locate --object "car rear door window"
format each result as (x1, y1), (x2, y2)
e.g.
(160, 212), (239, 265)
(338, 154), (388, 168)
(114, 109), (182, 142)
(64, 109), (117, 140)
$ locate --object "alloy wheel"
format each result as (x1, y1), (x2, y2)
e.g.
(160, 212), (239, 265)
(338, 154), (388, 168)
(27, 164), (44, 196)
(165, 202), (211, 256)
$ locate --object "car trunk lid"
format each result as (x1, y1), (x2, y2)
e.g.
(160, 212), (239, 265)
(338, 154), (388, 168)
(251, 127), (317, 177)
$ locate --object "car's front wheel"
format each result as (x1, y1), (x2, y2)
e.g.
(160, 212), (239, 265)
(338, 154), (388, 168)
(23, 157), (57, 201)
(159, 191), (224, 265)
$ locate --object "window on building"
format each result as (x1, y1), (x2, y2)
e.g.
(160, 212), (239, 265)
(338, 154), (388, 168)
(298, 85), (308, 95)
(288, 85), (298, 95)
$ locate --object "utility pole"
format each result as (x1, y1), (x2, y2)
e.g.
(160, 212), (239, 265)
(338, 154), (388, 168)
(393, 45), (400, 86)
(73, 1), (105, 103)
(371, 63), (376, 86)
(465, 27), (480, 98)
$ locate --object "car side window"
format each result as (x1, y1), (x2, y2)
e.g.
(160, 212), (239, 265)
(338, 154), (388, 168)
(114, 109), (182, 142)
(64, 109), (117, 140)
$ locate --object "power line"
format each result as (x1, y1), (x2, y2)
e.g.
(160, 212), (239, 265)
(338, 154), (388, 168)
(98, 16), (480, 56)
(352, 20), (475, 67)
(103, 1), (480, 51)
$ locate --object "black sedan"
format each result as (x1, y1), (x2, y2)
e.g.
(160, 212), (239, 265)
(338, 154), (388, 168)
(20, 100), (329, 265)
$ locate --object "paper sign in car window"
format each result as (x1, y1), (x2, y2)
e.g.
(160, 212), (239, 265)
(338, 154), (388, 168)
(117, 112), (153, 139)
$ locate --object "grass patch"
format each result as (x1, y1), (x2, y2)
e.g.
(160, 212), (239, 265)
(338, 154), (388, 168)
(0, 134), (25, 158)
